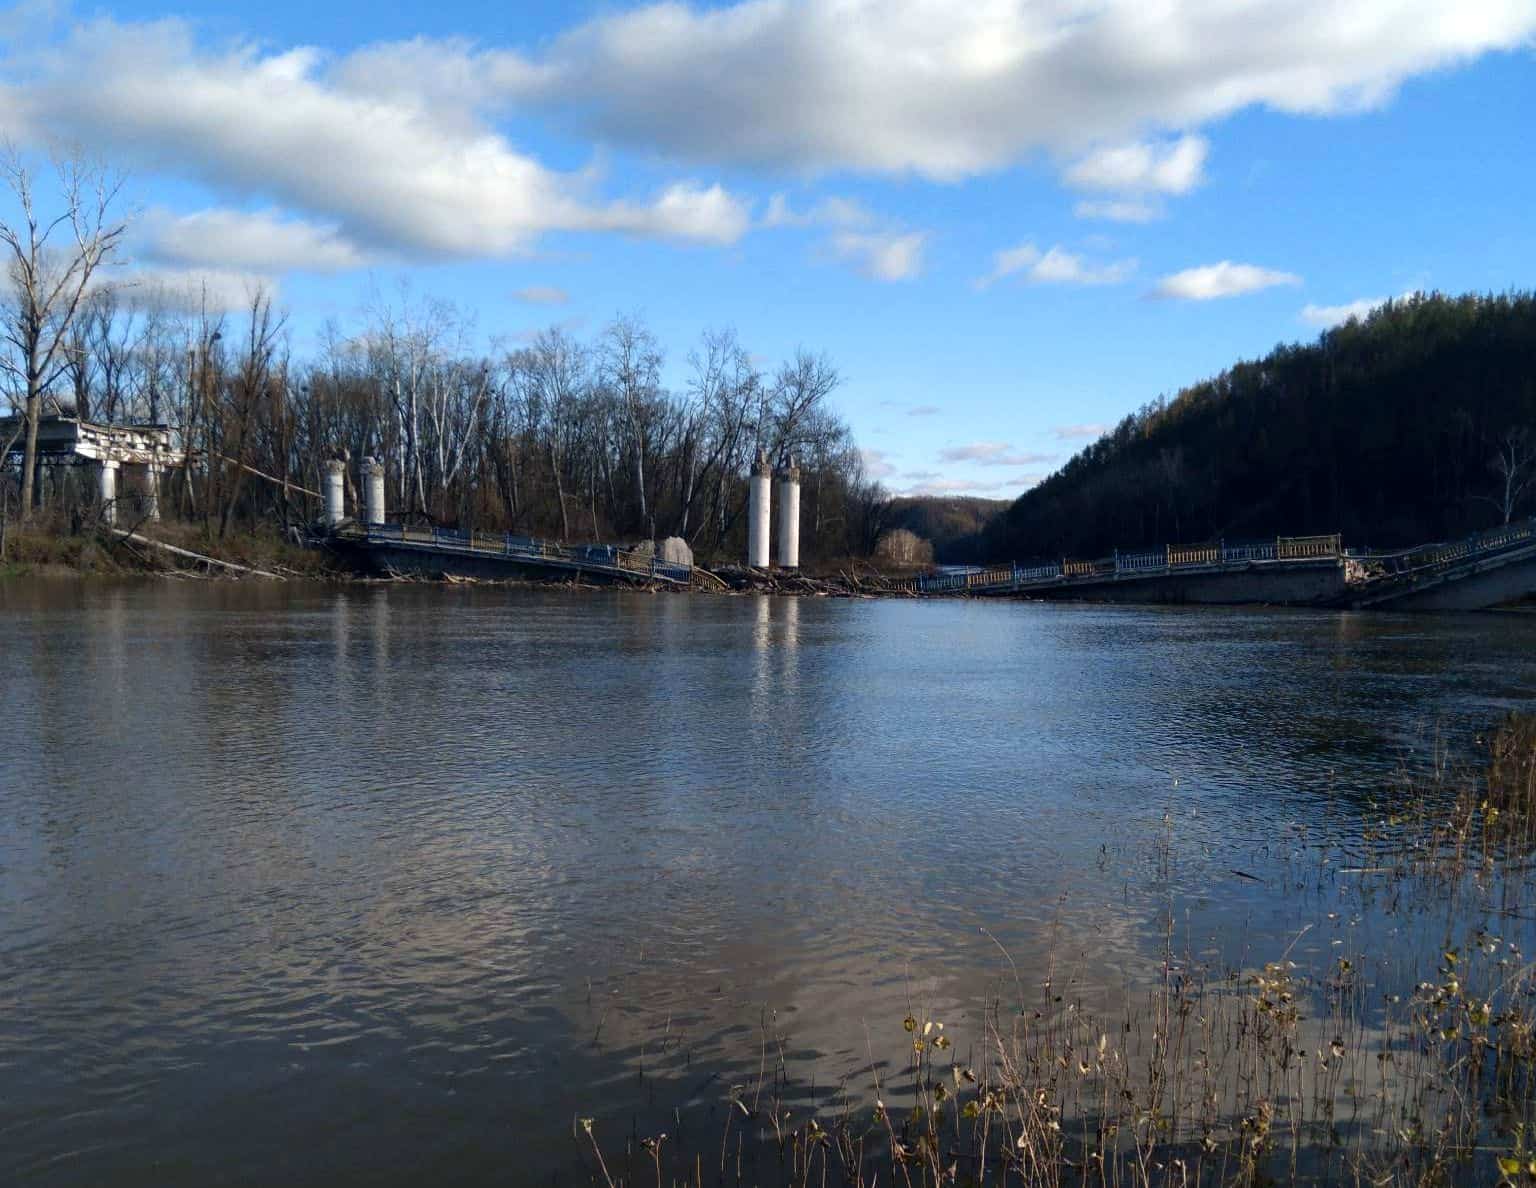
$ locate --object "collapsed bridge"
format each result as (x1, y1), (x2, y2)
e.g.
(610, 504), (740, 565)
(893, 522), (1536, 611)
(313, 451), (1535, 608)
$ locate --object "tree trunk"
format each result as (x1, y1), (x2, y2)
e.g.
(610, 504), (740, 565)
(18, 387), (40, 523)
(551, 443), (569, 541)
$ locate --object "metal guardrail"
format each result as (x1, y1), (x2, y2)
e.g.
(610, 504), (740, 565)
(360, 524), (693, 583)
(1373, 516), (1536, 578)
(1277, 534), (1342, 560)
(895, 532), (1346, 595)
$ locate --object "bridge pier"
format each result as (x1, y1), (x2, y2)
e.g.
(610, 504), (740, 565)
(747, 451), (771, 567)
(136, 460), (162, 522)
(362, 457), (386, 527)
(96, 459), (119, 526)
(776, 459), (801, 570)
(324, 459), (346, 526)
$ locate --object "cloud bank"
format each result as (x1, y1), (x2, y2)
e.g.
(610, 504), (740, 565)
(502, 0), (1536, 180)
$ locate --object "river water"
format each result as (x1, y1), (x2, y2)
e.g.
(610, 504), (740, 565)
(2, 580), (1533, 1185)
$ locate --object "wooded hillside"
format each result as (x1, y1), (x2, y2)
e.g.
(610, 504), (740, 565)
(984, 292), (1536, 562)
(884, 495), (1009, 563)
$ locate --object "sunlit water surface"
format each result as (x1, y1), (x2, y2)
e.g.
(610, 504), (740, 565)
(2, 581), (1533, 1184)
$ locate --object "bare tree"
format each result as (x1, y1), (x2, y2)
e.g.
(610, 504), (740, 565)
(599, 314), (663, 539)
(1477, 426), (1535, 525)
(217, 289), (286, 538)
(0, 150), (129, 520)
(527, 328), (589, 541)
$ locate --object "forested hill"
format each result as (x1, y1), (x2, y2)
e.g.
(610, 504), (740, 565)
(884, 495), (1009, 563)
(983, 292), (1536, 562)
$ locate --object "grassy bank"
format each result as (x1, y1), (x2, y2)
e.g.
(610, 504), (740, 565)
(575, 714), (1536, 1187)
(0, 517), (340, 580)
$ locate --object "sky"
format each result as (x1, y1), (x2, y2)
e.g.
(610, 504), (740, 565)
(1, 0), (1533, 498)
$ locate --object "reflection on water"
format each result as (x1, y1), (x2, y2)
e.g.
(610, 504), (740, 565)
(1, 580), (1533, 1185)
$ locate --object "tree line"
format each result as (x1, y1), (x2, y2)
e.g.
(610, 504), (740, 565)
(1, 156), (888, 561)
(984, 292), (1536, 562)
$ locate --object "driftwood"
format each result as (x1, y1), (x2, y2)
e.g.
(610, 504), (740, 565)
(707, 565), (899, 597)
(108, 529), (285, 579)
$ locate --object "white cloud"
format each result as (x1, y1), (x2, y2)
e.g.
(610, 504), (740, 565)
(0, 17), (752, 272)
(860, 447), (898, 480)
(831, 230), (927, 282)
(762, 193), (873, 229)
(907, 404), (941, 417)
(771, 195), (917, 281)
(513, 285), (570, 305)
(1153, 261), (1302, 300)
(977, 242), (1136, 289)
(898, 478), (1008, 496)
(602, 181), (752, 245)
(938, 442), (1058, 466)
(118, 267), (279, 314)
(142, 208), (371, 273)
(498, 1), (1536, 179)
(1054, 423), (1109, 440)
(1299, 291), (1422, 328)
(1073, 198), (1163, 223)
(1064, 136), (1208, 195)
(1300, 297), (1387, 327)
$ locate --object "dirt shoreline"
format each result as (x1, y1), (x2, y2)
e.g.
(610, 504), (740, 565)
(0, 526), (921, 595)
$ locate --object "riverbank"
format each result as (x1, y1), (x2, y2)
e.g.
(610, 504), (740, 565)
(0, 522), (340, 580)
(0, 522), (924, 593)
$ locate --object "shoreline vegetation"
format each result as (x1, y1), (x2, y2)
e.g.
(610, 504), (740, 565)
(565, 714), (1536, 1188)
(0, 517), (930, 592)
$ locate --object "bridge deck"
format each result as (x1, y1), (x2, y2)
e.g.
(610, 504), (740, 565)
(891, 534), (1347, 598)
(332, 517), (1536, 608)
(1344, 518), (1536, 608)
(335, 525), (695, 587)
(892, 519), (1536, 609)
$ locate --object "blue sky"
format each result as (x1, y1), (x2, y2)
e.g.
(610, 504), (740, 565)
(1, 1), (1534, 496)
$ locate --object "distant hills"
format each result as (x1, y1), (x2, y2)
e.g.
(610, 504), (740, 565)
(983, 292), (1536, 563)
(884, 495), (1010, 564)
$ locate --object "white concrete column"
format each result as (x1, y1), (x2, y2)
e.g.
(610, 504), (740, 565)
(776, 459), (801, 570)
(97, 459), (120, 526)
(747, 451), (772, 568)
(142, 461), (161, 522)
(324, 459), (346, 526)
(362, 456), (386, 527)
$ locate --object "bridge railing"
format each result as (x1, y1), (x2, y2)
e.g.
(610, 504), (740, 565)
(1116, 549), (1167, 572)
(1381, 516), (1536, 576)
(1277, 533), (1342, 560)
(360, 523), (692, 582)
(900, 530), (1348, 595)
(1169, 543), (1221, 566)
(1221, 540), (1277, 563)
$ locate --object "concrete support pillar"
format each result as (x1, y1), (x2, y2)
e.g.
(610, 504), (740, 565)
(747, 451), (772, 568)
(140, 461), (162, 522)
(776, 459), (801, 570)
(362, 456), (386, 527)
(97, 459), (120, 526)
(324, 459), (346, 526)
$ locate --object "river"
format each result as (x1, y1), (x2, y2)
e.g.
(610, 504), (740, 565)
(2, 580), (1533, 1184)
